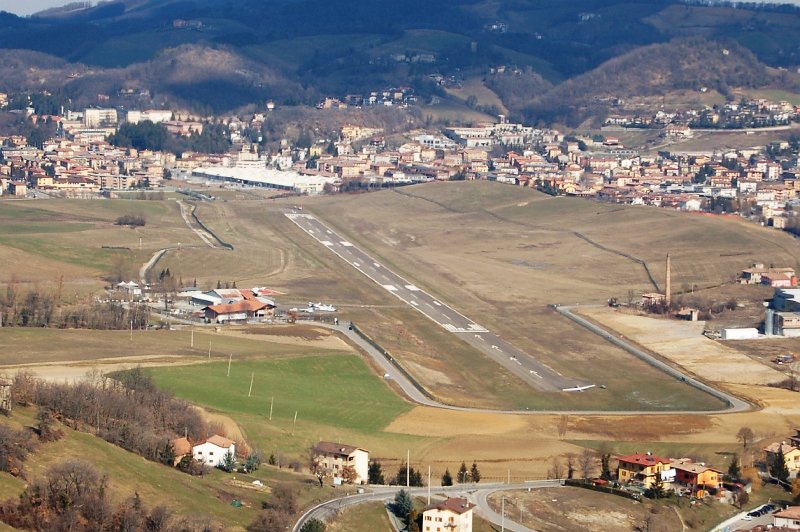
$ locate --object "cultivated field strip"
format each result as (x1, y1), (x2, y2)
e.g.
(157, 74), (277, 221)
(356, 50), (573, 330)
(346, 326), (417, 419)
(286, 210), (582, 392)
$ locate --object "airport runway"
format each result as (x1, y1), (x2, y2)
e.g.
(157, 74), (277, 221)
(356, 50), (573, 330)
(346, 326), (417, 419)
(286, 210), (585, 392)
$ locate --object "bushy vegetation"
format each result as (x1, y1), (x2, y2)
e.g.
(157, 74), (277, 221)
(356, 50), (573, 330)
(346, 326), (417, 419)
(11, 368), (208, 464)
(115, 213), (146, 227)
(0, 460), (180, 531)
(0, 283), (150, 329)
(109, 121), (231, 155)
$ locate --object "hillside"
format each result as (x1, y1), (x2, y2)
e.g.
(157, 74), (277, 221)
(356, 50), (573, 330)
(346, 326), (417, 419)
(0, 0), (798, 115)
(522, 37), (798, 125)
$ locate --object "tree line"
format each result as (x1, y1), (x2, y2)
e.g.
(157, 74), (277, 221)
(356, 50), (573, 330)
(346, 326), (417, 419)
(1, 281), (150, 329)
(11, 368), (207, 465)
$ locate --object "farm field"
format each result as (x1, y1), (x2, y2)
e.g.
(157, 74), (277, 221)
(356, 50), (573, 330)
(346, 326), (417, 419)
(0, 199), (200, 294)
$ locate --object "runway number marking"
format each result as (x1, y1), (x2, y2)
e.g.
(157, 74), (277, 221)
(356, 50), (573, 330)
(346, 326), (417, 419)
(340, 241), (353, 247)
(383, 284), (398, 291)
(405, 285), (420, 291)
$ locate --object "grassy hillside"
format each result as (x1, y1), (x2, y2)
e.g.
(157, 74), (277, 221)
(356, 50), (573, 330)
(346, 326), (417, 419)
(0, 406), (346, 530)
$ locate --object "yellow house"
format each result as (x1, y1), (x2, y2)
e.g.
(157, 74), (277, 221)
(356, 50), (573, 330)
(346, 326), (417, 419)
(617, 453), (673, 488)
(423, 497), (475, 532)
(764, 442), (800, 474)
(671, 459), (721, 498)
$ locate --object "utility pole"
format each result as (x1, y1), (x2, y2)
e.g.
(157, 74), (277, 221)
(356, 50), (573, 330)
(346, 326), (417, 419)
(292, 411), (297, 435)
(208, 339), (211, 360)
(130, 319), (133, 341)
(248, 372), (254, 397)
(406, 449), (410, 487)
(269, 396), (274, 420)
(501, 496), (505, 532)
(191, 327), (194, 348)
(427, 465), (431, 504)
(227, 353), (232, 377)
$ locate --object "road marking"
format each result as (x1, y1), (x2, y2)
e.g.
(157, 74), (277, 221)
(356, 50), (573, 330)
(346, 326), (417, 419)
(340, 241), (353, 247)
(410, 301), (419, 306)
(326, 230), (332, 234)
(443, 324), (458, 332)
(383, 284), (398, 291)
(530, 370), (542, 378)
(373, 262), (380, 268)
(353, 262), (360, 267)
(405, 284), (420, 291)
(475, 335), (483, 341)
(321, 240), (333, 246)
(432, 301), (442, 306)
(491, 345), (501, 351)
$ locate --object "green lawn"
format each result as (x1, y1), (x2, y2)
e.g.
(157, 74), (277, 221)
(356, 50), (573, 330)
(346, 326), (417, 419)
(148, 355), (412, 433)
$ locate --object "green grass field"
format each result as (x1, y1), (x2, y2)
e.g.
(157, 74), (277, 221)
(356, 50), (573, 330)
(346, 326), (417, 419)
(148, 355), (410, 433)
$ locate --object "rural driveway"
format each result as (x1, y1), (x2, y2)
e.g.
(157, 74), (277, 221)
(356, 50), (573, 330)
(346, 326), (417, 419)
(285, 210), (582, 392)
(292, 481), (558, 532)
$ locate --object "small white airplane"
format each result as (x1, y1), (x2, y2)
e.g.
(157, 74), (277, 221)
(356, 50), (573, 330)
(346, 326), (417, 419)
(308, 302), (337, 312)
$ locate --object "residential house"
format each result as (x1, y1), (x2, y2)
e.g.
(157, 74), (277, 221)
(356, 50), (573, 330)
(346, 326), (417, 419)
(740, 265), (796, 285)
(313, 441), (369, 484)
(192, 434), (236, 467)
(774, 506), (800, 529)
(764, 442), (800, 474)
(422, 497), (476, 532)
(670, 459), (721, 497)
(617, 453), (674, 488)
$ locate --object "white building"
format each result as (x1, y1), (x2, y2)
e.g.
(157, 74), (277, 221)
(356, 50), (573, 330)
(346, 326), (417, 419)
(192, 434), (236, 467)
(423, 497), (476, 532)
(84, 108), (118, 128)
(774, 506), (800, 529)
(192, 166), (338, 195)
(313, 441), (369, 484)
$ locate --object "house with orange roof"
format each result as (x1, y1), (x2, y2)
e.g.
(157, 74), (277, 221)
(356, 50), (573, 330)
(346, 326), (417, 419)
(192, 434), (236, 467)
(670, 459), (721, 497)
(617, 452), (674, 488)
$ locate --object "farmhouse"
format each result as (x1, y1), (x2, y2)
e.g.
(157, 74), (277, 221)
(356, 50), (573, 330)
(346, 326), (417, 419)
(422, 497), (475, 532)
(764, 442), (800, 474)
(192, 434), (236, 467)
(313, 441), (369, 484)
(670, 459), (721, 497)
(617, 453), (674, 488)
(741, 264), (796, 285)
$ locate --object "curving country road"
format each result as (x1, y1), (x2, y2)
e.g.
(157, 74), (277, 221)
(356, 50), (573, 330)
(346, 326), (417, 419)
(292, 481), (559, 532)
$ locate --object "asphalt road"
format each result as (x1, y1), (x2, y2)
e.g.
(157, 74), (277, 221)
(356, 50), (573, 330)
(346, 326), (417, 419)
(553, 305), (751, 413)
(286, 211), (582, 392)
(292, 481), (559, 532)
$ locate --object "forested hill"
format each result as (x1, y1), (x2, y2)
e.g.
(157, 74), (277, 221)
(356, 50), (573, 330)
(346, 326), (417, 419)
(0, 0), (797, 118)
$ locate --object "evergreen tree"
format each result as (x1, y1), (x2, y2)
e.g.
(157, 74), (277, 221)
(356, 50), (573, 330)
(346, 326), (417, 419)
(392, 489), (412, 519)
(158, 441), (176, 466)
(470, 462), (481, 483)
(769, 451), (791, 486)
(441, 468), (453, 486)
(600, 453), (612, 481)
(727, 455), (741, 481)
(368, 461), (385, 485)
(457, 462), (469, 483)
(299, 519), (326, 532)
(218, 450), (236, 473)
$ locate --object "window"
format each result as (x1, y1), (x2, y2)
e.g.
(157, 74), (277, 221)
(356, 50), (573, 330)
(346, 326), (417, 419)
(209, 452), (214, 456)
